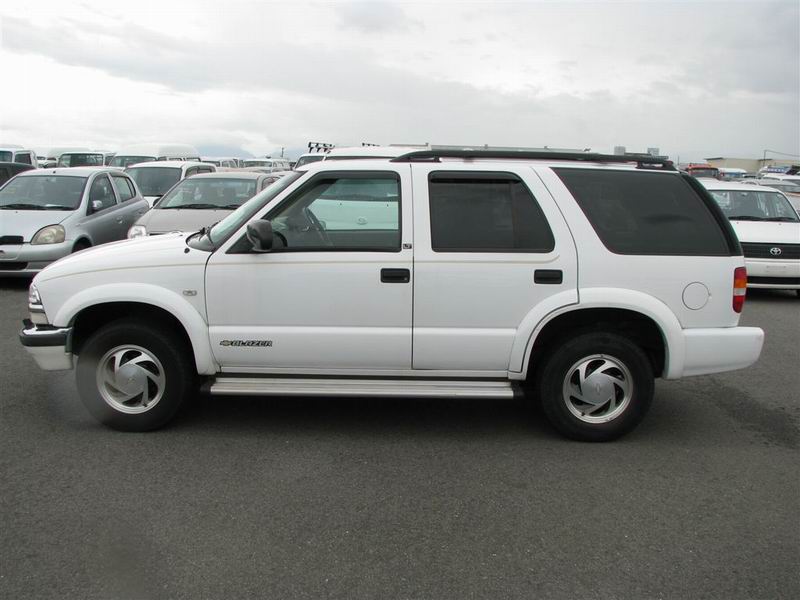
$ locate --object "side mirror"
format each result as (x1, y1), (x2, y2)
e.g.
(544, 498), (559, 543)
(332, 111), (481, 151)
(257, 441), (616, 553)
(91, 200), (104, 213)
(246, 219), (273, 253)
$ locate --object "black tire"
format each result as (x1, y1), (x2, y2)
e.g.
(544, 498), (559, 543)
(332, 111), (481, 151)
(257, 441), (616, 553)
(76, 320), (195, 431)
(72, 240), (91, 253)
(537, 332), (653, 442)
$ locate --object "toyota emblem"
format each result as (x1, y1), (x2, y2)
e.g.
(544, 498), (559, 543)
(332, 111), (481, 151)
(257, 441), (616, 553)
(769, 247), (782, 256)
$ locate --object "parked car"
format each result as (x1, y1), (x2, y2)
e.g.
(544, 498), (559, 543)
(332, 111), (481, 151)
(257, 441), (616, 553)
(56, 151), (105, 168)
(680, 163), (720, 179)
(241, 158), (291, 172)
(0, 162), (37, 186)
(127, 172), (282, 238)
(293, 153), (327, 169)
(755, 179), (800, 212)
(19, 149), (764, 440)
(125, 161), (215, 206)
(108, 143), (201, 168)
(0, 145), (36, 166)
(40, 147), (94, 169)
(201, 157), (239, 169)
(0, 167), (147, 277)
(701, 179), (799, 295)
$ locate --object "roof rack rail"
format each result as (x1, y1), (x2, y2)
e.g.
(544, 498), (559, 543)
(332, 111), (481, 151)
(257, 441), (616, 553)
(390, 149), (675, 170)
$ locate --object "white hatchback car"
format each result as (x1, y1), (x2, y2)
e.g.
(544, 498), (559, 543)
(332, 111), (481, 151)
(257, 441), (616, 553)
(701, 179), (800, 295)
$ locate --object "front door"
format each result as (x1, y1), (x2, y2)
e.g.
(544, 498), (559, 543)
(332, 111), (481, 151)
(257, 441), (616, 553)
(205, 167), (414, 371)
(410, 164), (578, 371)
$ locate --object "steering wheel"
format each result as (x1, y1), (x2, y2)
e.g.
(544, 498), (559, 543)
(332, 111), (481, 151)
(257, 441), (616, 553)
(302, 206), (332, 246)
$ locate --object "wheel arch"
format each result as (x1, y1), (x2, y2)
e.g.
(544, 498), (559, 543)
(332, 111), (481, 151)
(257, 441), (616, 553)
(514, 288), (686, 380)
(56, 284), (217, 375)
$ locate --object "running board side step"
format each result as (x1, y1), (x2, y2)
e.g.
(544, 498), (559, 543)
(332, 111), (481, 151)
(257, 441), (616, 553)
(206, 377), (518, 399)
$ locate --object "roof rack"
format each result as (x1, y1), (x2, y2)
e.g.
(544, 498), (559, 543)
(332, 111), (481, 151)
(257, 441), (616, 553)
(390, 148), (675, 170)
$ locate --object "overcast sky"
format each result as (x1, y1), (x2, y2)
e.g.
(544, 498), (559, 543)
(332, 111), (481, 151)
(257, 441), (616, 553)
(1, 0), (798, 161)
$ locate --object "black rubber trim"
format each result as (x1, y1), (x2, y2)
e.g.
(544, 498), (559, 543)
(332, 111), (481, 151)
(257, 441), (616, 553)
(19, 321), (69, 347)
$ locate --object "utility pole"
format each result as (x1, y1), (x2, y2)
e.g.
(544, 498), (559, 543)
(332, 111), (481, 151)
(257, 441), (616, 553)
(281, 147), (285, 157)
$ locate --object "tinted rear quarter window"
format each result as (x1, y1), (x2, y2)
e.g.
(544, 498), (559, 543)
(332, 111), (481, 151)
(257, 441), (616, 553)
(429, 173), (555, 252)
(554, 168), (730, 256)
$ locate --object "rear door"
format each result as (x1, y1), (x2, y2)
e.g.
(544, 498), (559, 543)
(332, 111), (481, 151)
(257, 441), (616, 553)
(83, 174), (124, 244)
(411, 164), (578, 371)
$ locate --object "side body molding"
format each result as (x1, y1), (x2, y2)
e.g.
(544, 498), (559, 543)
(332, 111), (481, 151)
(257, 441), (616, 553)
(53, 283), (217, 375)
(510, 288), (686, 380)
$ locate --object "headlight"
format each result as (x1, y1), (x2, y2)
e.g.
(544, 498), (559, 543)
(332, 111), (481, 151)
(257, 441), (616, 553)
(31, 225), (66, 245)
(28, 284), (42, 306)
(128, 225), (148, 239)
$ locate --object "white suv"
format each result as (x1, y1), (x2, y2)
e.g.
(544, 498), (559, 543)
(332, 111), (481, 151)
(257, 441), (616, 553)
(20, 149), (764, 441)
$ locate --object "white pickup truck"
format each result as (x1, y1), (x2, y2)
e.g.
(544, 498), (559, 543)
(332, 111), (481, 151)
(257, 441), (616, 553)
(20, 149), (764, 441)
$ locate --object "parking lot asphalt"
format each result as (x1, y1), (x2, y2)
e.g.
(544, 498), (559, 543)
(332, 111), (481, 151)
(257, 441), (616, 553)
(0, 277), (798, 600)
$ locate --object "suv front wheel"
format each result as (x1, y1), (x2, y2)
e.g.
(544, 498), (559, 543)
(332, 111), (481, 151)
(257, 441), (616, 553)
(76, 320), (194, 431)
(537, 332), (654, 442)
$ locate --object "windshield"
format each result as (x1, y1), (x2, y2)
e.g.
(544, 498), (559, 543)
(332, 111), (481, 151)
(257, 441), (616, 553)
(57, 153), (104, 167)
(0, 175), (87, 210)
(762, 181), (800, 194)
(709, 190), (799, 222)
(295, 155), (325, 168)
(208, 171), (302, 244)
(127, 167), (182, 197)
(689, 168), (719, 178)
(110, 155), (156, 168)
(243, 160), (270, 167)
(157, 178), (258, 209)
(0, 151), (12, 162)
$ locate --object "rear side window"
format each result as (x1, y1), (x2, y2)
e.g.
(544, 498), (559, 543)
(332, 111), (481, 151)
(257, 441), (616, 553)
(554, 168), (730, 256)
(111, 175), (135, 201)
(428, 172), (554, 252)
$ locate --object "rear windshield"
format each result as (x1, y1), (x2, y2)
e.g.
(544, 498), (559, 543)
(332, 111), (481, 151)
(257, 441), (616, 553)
(688, 168), (719, 178)
(0, 175), (87, 210)
(110, 155), (156, 168)
(707, 190), (799, 222)
(157, 178), (258, 209)
(127, 167), (182, 197)
(554, 168), (731, 256)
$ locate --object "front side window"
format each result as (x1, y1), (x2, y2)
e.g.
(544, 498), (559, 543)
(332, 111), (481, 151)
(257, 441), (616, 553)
(15, 152), (33, 165)
(0, 151), (12, 162)
(0, 175), (87, 210)
(89, 175), (117, 212)
(555, 168), (731, 256)
(126, 167), (181, 197)
(266, 174), (401, 251)
(111, 174), (135, 201)
(708, 190), (798, 222)
(428, 173), (555, 252)
(295, 155), (325, 169)
(158, 178), (258, 210)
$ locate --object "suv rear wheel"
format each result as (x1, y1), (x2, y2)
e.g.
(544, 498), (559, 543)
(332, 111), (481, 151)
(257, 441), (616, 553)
(537, 332), (653, 442)
(76, 320), (194, 431)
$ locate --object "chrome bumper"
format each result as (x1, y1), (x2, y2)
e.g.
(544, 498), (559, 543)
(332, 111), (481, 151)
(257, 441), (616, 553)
(19, 320), (74, 371)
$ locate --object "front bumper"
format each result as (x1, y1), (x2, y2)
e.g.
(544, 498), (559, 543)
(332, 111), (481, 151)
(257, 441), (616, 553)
(19, 320), (74, 371)
(678, 326), (764, 378)
(0, 241), (74, 277)
(745, 258), (800, 289)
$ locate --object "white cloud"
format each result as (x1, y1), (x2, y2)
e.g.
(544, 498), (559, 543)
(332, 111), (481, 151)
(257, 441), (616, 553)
(1, 0), (797, 161)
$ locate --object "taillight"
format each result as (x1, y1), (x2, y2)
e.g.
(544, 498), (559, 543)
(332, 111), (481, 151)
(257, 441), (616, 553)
(733, 266), (747, 313)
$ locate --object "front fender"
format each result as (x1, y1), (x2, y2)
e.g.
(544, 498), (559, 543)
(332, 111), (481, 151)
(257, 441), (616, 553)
(53, 283), (217, 375)
(513, 288), (685, 380)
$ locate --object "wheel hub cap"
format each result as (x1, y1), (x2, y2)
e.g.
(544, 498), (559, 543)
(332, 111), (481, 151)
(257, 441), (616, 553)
(96, 345), (166, 414)
(562, 354), (633, 423)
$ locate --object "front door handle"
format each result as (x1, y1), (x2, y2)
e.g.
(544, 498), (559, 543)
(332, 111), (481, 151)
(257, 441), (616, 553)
(534, 269), (563, 284)
(381, 268), (410, 283)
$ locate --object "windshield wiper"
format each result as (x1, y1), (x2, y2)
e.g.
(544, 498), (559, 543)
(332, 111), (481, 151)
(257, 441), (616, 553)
(0, 203), (46, 210)
(222, 204), (243, 210)
(728, 215), (765, 221)
(765, 216), (798, 222)
(43, 205), (74, 210)
(169, 203), (220, 210)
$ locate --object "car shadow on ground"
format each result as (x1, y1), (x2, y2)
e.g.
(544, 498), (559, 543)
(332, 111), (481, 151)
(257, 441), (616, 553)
(0, 278), (31, 291)
(746, 288), (799, 303)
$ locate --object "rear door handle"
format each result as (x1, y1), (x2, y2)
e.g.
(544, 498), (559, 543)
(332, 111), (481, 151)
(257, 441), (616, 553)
(534, 269), (563, 284)
(381, 268), (410, 283)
